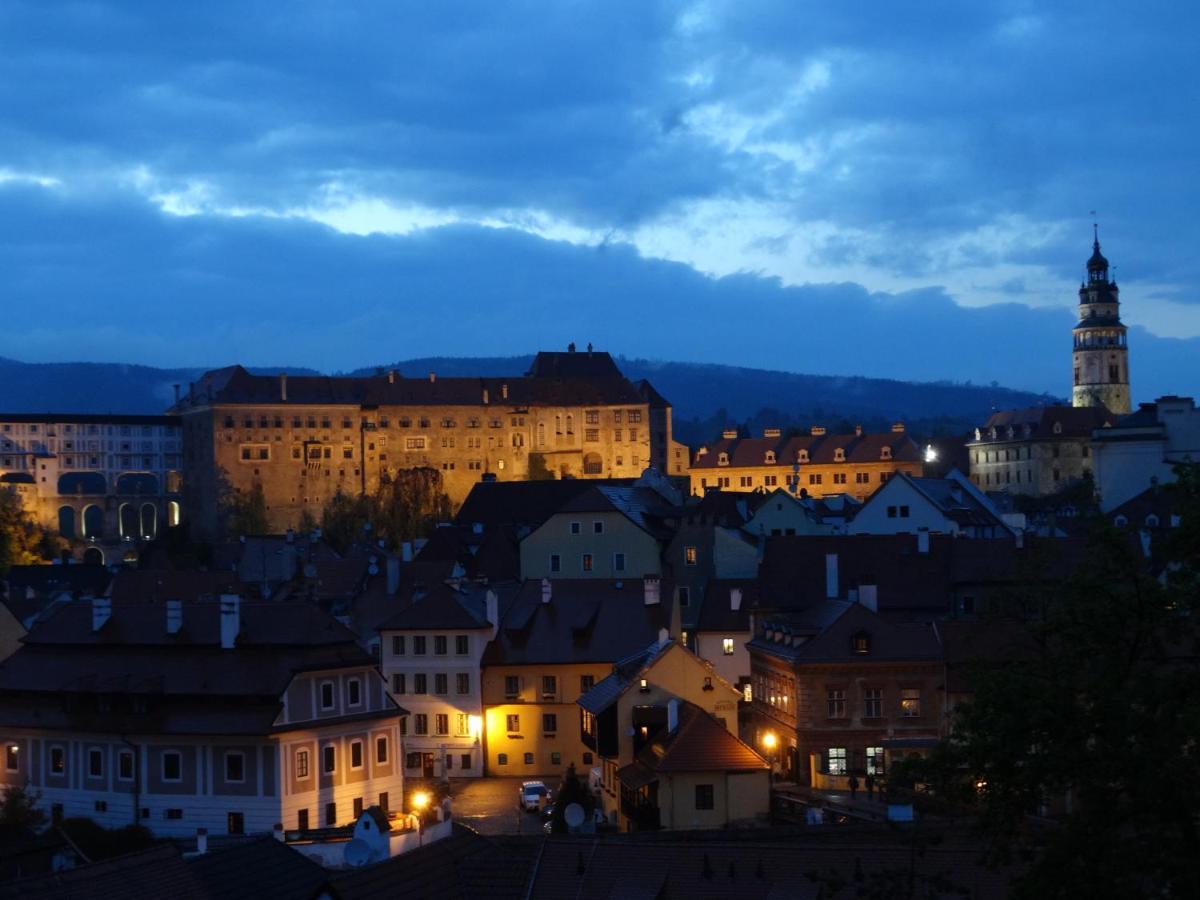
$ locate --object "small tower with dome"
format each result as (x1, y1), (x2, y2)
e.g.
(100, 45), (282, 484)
(1072, 227), (1131, 415)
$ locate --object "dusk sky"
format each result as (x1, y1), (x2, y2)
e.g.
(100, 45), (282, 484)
(1, 1), (1197, 401)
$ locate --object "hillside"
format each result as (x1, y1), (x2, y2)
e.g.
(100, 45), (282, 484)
(0, 355), (1058, 443)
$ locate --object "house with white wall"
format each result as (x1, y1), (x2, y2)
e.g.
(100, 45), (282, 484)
(0, 595), (406, 837)
(848, 470), (1014, 538)
(1092, 396), (1200, 511)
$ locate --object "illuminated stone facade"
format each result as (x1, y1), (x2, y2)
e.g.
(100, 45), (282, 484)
(175, 350), (680, 538)
(1072, 230), (1131, 416)
(688, 425), (922, 501)
(0, 413), (183, 564)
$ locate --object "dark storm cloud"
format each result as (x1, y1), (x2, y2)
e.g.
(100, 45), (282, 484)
(0, 184), (1194, 401)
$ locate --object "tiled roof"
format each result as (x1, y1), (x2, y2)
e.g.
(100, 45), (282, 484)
(577, 641), (667, 714)
(180, 359), (652, 411)
(481, 580), (672, 667)
(187, 836), (328, 899)
(695, 579), (758, 633)
(109, 570), (242, 605)
(377, 584), (491, 631)
(973, 405), (1115, 441)
(691, 431), (920, 470)
(751, 602), (941, 664)
(454, 479), (636, 531)
(639, 702), (768, 773)
(555, 485), (679, 537)
(0, 844), (206, 900)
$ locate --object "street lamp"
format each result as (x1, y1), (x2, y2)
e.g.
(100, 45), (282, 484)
(412, 790), (430, 847)
(762, 732), (778, 783)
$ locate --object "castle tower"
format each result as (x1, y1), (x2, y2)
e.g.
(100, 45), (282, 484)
(1072, 228), (1131, 415)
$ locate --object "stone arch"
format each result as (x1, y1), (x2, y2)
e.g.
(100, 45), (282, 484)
(82, 504), (104, 539)
(58, 506), (76, 539)
(82, 547), (105, 566)
(58, 472), (107, 495)
(119, 503), (138, 539)
(582, 452), (603, 475)
(140, 503), (157, 540)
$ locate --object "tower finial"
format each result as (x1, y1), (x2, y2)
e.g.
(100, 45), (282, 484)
(1090, 211), (1098, 249)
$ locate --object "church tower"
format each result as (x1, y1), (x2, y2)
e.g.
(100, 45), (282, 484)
(1072, 228), (1131, 415)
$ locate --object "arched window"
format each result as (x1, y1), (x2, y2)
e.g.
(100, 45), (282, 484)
(83, 505), (104, 539)
(168, 501), (181, 527)
(141, 503), (158, 540)
(58, 472), (107, 495)
(58, 506), (76, 539)
(119, 503), (138, 539)
(82, 547), (104, 566)
(1145, 514), (1159, 528)
(582, 453), (603, 475)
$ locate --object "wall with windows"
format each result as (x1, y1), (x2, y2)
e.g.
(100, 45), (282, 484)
(520, 510), (661, 581)
(379, 626), (489, 778)
(480, 663), (609, 777)
(695, 630), (751, 691)
(690, 459), (920, 503)
(657, 770), (769, 830)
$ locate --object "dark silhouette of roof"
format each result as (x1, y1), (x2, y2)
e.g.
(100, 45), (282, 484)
(187, 836), (328, 899)
(751, 601), (940, 664)
(454, 479), (636, 531)
(973, 405), (1114, 441)
(695, 579), (758, 633)
(692, 430), (920, 469)
(377, 583), (490, 631)
(0, 844), (205, 900)
(632, 701), (768, 775)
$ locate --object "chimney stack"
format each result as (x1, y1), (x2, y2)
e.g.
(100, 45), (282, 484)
(279, 373), (288, 401)
(386, 555), (400, 596)
(643, 576), (661, 606)
(541, 578), (552, 604)
(166, 598), (183, 635)
(824, 553), (838, 599)
(811, 426), (826, 436)
(429, 372), (436, 383)
(482, 387), (489, 405)
(892, 422), (906, 433)
(730, 588), (742, 611)
(91, 596), (112, 632)
(855, 424), (863, 437)
(501, 383), (509, 400)
(219, 594), (241, 649)
(388, 370), (397, 384)
(486, 589), (500, 638)
(917, 531), (930, 554)
(860, 584), (878, 612)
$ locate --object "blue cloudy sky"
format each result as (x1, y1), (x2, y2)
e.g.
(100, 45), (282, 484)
(1, 1), (1197, 401)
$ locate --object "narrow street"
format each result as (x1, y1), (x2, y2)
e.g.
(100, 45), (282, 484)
(449, 777), (551, 836)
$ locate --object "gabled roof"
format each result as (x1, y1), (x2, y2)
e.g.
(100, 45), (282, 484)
(187, 836), (327, 899)
(973, 405), (1115, 442)
(633, 701), (767, 774)
(553, 485), (677, 538)
(377, 583), (491, 631)
(751, 601), (940, 664)
(692, 430), (921, 470)
(861, 470), (1008, 531)
(454, 479), (636, 531)
(482, 580), (672, 667)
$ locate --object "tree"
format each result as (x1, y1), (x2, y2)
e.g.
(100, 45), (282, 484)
(220, 475), (269, 537)
(527, 452), (555, 481)
(902, 466), (1200, 898)
(320, 468), (452, 554)
(0, 784), (46, 831)
(0, 488), (64, 574)
(549, 763), (596, 834)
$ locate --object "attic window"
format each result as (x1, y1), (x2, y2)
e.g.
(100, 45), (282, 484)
(639, 678), (649, 693)
(718, 452), (729, 466)
(850, 631), (871, 655)
(1113, 515), (1128, 527)
(1053, 422), (1063, 434)
(765, 451), (776, 464)
(834, 448), (845, 462)
(1145, 514), (1160, 527)
(797, 449), (809, 463)
(880, 447), (892, 460)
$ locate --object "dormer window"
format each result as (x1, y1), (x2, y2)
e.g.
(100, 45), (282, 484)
(1053, 422), (1063, 435)
(880, 446), (892, 460)
(797, 449), (809, 463)
(851, 630), (871, 655)
(765, 451), (776, 464)
(1145, 514), (1160, 527)
(989, 427), (997, 439)
(974, 428), (981, 441)
(718, 452), (729, 466)
(834, 448), (845, 462)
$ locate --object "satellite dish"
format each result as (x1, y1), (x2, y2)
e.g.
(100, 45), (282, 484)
(564, 803), (585, 829)
(343, 838), (371, 868)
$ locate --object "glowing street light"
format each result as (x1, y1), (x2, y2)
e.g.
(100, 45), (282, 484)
(412, 790), (430, 847)
(762, 732), (778, 751)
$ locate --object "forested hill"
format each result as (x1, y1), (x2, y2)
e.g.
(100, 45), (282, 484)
(0, 355), (1058, 443)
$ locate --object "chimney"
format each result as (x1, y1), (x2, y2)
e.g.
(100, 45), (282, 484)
(91, 596), (112, 632)
(482, 387), (489, 405)
(730, 588), (742, 611)
(273, 823), (285, 842)
(917, 531), (930, 554)
(196, 828), (208, 855)
(486, 589), (500, 638)
(658, 626), (670, 648)
(892, 422), (906, 433)
(501, 383), (509, 400)
(386, 556), (400, 596)
(860, 584), (878, 612)
(401, 541), (413, 563)
(721, 428), (738, 439)
(388, 370), (397, 384)
(279, 372), (288, 401)
(166, 598), (183, 635)
(172, 383), (181, 404)
(643, 576), (661, 606)
(541, 578), (553, 604)
(429, 372), (436, 383)
(811, 426), (826, 436)
(667, 698), (680, 734)
(219, 594), (240, 649)
(824, 553), (838, 599)
(762, 427), (781, 438)
(855, 424), (863, 437)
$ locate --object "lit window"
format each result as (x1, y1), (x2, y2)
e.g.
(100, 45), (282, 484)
(722, 638), (734, 655)
(684, 546), (697, 566)
(827, 747), (847, 775)
(295, 749), (310, 779)
(900, 688), (921, 717)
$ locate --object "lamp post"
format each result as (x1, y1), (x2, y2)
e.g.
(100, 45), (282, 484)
(762, 732), (778, 785)
(412, 790), (430, 847)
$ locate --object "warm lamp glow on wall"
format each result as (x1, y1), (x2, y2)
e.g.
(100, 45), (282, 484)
(468, 715), (482, 739)
(762, 732), (777, 752)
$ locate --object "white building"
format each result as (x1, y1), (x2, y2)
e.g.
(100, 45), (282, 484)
(848, 469), (1014, 538)
(1092, 396), (1200, 511)
(378, 584), (499, 779)
(0, 595), (405, 837)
